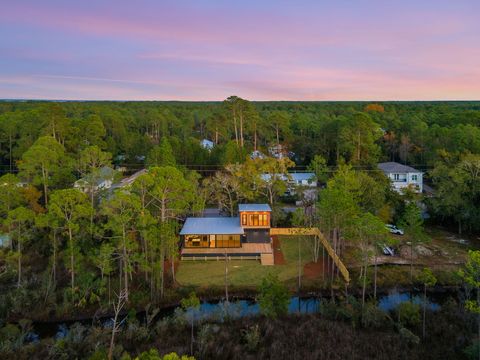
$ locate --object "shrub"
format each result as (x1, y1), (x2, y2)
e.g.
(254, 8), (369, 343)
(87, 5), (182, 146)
(396, 301), (421, 328)
(242, 324), (261, 352)
(257, 274), (289, 318)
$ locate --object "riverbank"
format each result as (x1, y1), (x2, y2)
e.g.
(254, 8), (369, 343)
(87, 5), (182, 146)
(1, 291), (476, 360)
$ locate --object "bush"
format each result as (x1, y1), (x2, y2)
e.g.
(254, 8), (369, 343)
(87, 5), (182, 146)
(396, 301), (421, 328)
(242, 324), (261, 352)
(257, 274), (290, 318)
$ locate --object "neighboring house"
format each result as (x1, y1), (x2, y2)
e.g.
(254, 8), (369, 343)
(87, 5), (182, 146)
(74, 166), (115, 193)
(200, 139), (215, 151)
(250, 150), (266, 160)
(289, 172), (317, 187)
(0, 233), (10, 248)
(378, 162), (423, 193)
(268, 144), (288, 159)
(260, 172), (317, 195)
(180, 204), (274, 264)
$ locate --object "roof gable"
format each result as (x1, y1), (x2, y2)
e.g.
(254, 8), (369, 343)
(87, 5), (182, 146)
(180, 217), (244, 235)
(378, 162), (420, 174)
(238, 204), (272, 212)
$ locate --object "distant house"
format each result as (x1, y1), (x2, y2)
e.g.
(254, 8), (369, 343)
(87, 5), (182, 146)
(260, 172), (317, 195)
(289, 172), (317, 187)
(74, 166), (115, 193)
(250, 150), (266, 160)
(200, 139), (215, 151)
(0, 233), (10, 248)
(378, 162), (423, 193)
(180, 204), (274, 264)
(268, 144), (288, 159)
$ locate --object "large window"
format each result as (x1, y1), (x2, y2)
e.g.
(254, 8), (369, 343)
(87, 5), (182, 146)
(246, 213), (269, 226)
(242, 213), (247, 226)
(216, 234), (241, 248)
(184, 235), (209, 248)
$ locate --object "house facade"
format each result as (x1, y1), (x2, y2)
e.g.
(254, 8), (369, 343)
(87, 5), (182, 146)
(378, 162), (423, 193)
(74, 166), (115, 193)
(180, 204), (274, 263)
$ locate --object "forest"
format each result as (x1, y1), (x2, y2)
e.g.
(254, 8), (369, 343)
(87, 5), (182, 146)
(0, 98), (480, 359)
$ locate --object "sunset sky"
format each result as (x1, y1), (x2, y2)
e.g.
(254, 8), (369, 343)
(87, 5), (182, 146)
(1, 0), (479, 101)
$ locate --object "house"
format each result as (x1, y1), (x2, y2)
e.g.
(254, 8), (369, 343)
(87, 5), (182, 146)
(260, 172), (317, 196)
(289, 172), (317, 187)
(378, 162), (423, 193)
(74, 166), (115, 193)
(250, 150), (266, 160)
(180, 204), (274, 264)
(200, 139), (215, 151)
(268, 144), (288, 159)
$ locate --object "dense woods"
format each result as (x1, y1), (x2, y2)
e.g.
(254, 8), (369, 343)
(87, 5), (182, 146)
(0, 99), (479, 359)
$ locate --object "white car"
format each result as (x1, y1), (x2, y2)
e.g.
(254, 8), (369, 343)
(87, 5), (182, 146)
(385, 224), (404, 235)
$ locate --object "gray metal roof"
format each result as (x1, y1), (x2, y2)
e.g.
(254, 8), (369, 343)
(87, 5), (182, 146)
(180, 217), (244, 235)
(238, 204), (272, 212)
(290, 172), (316, 182)
(378, 162), (420, 174)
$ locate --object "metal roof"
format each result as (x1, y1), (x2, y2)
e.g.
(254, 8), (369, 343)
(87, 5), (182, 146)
(238, 204), (272, 212)
(378, 162), (420, 174)
(290, 172), (316, 182)
(180, 217), (244, 235)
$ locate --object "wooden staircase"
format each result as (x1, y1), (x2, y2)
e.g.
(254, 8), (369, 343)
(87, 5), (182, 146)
(260, 253), (274, 266)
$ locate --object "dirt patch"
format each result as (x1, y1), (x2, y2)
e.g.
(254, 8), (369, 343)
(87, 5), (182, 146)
(272, 235), (286, 265)
(303, 259), (330, 279)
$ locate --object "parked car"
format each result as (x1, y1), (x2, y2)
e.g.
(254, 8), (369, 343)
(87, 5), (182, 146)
(382, 245), (395, 256)
(385, 224), (404, 235)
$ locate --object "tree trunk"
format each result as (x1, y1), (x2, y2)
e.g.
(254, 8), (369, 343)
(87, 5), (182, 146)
(374, 254), (378, 300)
(410, 242), (414, 282)
(171, 254), (175, 283)
(298, 238), (302, 293)
(224, 252), (229, 302)
(239, 111), (244, 148)
(362, 262), (367, 309)
(233, 108), (238, 146)
(423, 283), (427, 339)
(42, 166), (48, 206)
(53, 230), (57, 285)
(190, 318), (194, 356)
(122, 226), (129, 301)
(69, 226), (74, 292)
(17, 234), (21, 287)
(477, 288), (480, 360)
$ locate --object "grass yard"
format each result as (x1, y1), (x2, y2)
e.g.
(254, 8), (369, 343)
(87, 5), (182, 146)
(176, 236), (313, 288)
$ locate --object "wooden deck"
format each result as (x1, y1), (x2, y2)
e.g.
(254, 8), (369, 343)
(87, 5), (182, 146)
(181, 243), (272, 255)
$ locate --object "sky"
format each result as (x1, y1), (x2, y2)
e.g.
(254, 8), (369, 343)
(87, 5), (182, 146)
(1, 0), (479, 101)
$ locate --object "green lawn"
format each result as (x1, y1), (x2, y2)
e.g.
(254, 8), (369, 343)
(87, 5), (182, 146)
(176, 236), (313, 288)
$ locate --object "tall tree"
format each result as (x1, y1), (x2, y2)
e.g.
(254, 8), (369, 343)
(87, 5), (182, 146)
(101, 192), (141, 301)
(146, 137), (176, 167)
(459, 250), (480, 360)
(5, 206), (35, 287)
(48, 189), (92, 293)
(136, 166), (201, 298)
(399, 202), (428, 280)
(19, 136), (72, 206)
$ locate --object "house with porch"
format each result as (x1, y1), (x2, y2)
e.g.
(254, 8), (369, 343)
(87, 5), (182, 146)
(180, 204), (274, 265)
(378, 162), (423, 193)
